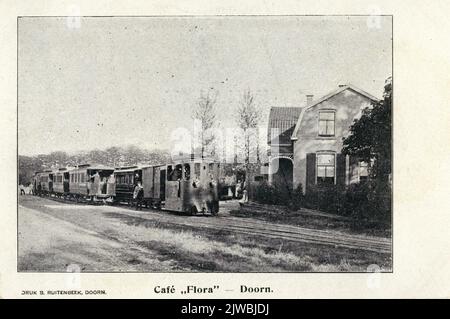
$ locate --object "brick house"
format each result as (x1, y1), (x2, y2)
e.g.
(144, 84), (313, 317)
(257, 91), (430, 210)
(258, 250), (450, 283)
(267, 84), (379, 193)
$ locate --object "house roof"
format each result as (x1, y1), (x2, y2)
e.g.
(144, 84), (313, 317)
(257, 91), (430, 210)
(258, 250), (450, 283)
(267, 107), (303, 145)
(291, 84), (380, 140)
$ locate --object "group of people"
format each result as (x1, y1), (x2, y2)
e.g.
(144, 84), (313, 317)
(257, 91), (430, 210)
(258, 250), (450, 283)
(18, 183), (33, 195)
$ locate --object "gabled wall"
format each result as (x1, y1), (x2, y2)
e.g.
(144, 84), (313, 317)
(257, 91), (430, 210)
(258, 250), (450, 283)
(292, 89), (373, 191)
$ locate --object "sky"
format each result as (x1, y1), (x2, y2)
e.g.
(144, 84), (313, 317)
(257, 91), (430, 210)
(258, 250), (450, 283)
(18, 16), (392, 156)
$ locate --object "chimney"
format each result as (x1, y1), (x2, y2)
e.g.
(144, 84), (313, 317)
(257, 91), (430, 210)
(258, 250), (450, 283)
(306, 94), (314, 106)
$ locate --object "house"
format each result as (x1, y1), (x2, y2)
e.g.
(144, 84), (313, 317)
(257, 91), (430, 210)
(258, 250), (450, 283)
(267, 84), (379, 193)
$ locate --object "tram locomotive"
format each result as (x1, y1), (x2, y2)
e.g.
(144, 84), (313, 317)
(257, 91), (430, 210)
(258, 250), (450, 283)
(33, 159), (220, 215)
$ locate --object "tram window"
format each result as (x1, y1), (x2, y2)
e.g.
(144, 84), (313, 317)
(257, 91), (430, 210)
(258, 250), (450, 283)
(174, 164), (182, 180)
(125, 175), (129, 184)
(209, 163), (214, 173)
(167, 165), (173, 181)
(184, 164), (191, 180)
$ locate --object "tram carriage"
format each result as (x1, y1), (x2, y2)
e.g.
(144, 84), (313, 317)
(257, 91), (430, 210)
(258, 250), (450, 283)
(52, 167), (71, 196)
(68, 164), (115, 200)
(113, 166), (142, 205)
(163, 159), (219, 215)
(141, 164), (166, 209)
(39, 170), (53, 194)
(112, 159), (219, 214)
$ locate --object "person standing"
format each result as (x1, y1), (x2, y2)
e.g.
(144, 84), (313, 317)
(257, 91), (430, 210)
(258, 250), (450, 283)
(19, 184), (25, 196)
(241, 179), (248, 203)
(134, 182), (144, 211)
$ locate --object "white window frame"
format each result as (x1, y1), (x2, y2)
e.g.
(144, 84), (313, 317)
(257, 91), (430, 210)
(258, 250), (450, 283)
(358, 160), (369, 182)
(315, 152), (337, 185)
(318, 110), (336, 137)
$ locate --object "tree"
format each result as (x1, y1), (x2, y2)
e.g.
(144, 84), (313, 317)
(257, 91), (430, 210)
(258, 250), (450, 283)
(342, 74), (392, 219)
(235, 89), (262, 198)
(342, 77), (392, 184)
(192, 90), (218, 159)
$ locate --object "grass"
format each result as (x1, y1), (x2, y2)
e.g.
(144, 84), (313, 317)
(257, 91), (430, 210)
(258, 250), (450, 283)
(105, 212), (392, 272)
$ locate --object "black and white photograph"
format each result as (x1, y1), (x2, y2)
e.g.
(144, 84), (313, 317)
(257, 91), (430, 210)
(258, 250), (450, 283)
(17, 15), (393, 273)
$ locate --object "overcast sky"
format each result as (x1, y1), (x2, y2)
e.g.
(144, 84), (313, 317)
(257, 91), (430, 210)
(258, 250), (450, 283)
(18, 16), (392, 156)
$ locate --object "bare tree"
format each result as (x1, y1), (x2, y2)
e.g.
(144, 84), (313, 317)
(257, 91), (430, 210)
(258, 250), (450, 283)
(192, 90), (218, 159)
(236, 89), (262, 198)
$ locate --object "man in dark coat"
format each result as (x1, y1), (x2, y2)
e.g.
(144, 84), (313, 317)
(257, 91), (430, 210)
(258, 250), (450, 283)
(134, 182), (144, 211)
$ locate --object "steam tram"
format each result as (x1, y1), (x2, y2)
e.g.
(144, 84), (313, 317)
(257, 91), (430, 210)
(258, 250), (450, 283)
(33, 159), (220, 215)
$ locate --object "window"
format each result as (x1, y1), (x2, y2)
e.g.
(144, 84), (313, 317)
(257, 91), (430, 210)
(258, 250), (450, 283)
(317, 153), (335, 185)
(174, 164), (182, 180)
(318, 111), (335, 136)
(254, 176), (264, 182)
(359, 161), (369, 182)
(167, 165), (173, 181)
(184, 164), (191, 180)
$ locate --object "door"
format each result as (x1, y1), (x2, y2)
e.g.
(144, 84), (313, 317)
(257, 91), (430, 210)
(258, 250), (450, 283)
(49, 174), (54, 192)
(159, 168), (166, 201)
(142, 167), (153, 198)
(64, 173), (70, 193)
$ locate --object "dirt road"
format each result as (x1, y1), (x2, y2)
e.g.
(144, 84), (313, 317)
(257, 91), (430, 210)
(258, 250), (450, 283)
(18, 196), (392, 272)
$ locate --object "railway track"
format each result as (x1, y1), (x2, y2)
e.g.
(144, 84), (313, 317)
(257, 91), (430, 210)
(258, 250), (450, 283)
(35, 194), (392, 254)
(119, 210), (391, 253)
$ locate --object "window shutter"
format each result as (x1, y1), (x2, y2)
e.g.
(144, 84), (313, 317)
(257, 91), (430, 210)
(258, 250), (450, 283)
(306, 153), (316, 191)
(336, 153), (346, 187)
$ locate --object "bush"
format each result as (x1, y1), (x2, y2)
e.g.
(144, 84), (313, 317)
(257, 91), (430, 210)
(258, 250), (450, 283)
(253, 180), (391, 224)
(254, 181), (287, 205)
(304, 184), (345, 215)
(289, 184), (305, 210)
(253, 182), (304, 208)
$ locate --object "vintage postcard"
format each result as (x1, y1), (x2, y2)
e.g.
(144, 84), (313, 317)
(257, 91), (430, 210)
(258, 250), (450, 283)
(1, 0), (449, 299)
